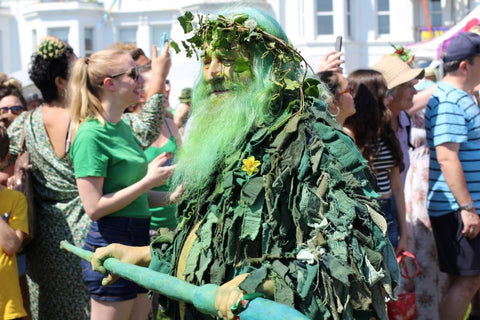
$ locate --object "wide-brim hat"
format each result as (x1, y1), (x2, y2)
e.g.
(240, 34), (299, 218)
(373, 54), (424, 89)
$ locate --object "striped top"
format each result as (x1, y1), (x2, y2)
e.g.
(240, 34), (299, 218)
(425, 82), (480, 217)
(372, 138), (395, 195)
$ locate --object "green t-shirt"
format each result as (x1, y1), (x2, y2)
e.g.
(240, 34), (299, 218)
(71, 119), (150, 218)
(144, 136), (178, 229)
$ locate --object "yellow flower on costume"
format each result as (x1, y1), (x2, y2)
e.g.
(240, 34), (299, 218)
(242, 156), (261, 176)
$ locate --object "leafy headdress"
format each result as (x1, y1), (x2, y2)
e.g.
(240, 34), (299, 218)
(171, 8), (321, 121)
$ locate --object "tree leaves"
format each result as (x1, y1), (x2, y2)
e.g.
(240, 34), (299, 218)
(303, 78), (320, 98)
(178, 11), (194, 33)
(234, 57), (251, 73)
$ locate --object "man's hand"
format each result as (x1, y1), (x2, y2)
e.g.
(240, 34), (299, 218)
(215, 273), (249, 320)
(151, 42), (171, 83)
(461, 209), (480, 239)
(169, 184), (185, 204)
(146, 42), (171, 99)
(91, 244), (151, 286)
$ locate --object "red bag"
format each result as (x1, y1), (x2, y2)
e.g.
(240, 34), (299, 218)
(387, 251), (419, 320)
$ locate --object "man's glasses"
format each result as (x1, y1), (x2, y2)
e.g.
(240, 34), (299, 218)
(0, 105), (24, 115)
(107, 66), (140, 82)
(138, 63), (151, 73)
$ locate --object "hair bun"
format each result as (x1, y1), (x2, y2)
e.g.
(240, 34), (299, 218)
(37, 36), (66, 60)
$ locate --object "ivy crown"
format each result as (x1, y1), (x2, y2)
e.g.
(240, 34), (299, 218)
(171, 10), (322, 113)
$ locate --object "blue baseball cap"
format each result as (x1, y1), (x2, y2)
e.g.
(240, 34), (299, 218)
(444, 32), (480, 62)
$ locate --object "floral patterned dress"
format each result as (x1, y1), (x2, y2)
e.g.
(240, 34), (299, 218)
(400, 110), (447, 320)
(7, 94), (165, 320)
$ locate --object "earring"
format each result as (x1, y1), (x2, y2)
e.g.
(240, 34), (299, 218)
(327, 105), (340, 117)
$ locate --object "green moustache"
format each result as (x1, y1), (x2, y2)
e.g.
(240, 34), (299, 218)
(207, 80), (244, 95)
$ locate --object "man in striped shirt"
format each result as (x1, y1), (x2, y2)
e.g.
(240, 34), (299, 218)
(425, 31), (480, 320)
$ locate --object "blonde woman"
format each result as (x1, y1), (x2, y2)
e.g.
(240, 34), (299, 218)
(69, 45), (178, 320)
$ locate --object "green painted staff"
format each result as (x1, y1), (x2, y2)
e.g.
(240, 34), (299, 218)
(60, 241), (309, 320)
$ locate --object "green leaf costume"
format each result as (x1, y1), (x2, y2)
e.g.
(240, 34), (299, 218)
(149, 97), (399, 319)
(151, 8), (399, 319)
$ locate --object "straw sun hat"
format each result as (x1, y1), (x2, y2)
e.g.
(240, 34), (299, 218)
(373, 54), (424, 90)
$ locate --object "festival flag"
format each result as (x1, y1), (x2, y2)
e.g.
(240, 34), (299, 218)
(97, 0), (118, 29)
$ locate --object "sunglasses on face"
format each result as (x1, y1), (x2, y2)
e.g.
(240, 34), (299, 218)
(339, 87), (354, 96)
(107, 66), (140, 82)
(0, 105), (24, 114)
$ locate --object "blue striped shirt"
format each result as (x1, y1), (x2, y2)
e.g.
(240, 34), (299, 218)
(425, 82), (480, 217)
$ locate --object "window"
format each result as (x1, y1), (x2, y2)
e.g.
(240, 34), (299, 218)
(346, 0), (352, 37)
(429, 0), (442, 26)
(152, 26), (170, 48)
(377, 0), (390, 35)
(0, 31), (3, 71)
(316, 0), (333, 35)
(32, 29), (37, 52)
(47, 28), (69, 42)
(84, 28), (94, 57)
(119, 28), (137, 44)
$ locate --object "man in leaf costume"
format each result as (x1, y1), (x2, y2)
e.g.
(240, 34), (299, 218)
(92, 8), (398, 319)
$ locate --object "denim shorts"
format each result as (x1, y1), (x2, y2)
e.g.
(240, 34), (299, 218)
(379, 196), (399, 248)
(82, 216), (150, 302)
(17, 252), (26, 276)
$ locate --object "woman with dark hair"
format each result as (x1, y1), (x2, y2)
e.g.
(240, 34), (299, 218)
(344, 69), (408, 254)
(316, 71), (355, 126)
(7, 36), (168, 319)
(0, 82), (27, 183)
(0, 79), (27, 129)
(0, 84), (27, 112)
(7, 36), (84, 319)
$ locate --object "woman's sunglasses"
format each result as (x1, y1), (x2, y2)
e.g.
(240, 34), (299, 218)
(339, 87), (354, 96)
(0, 105), (24, 115)
(102, 66), (140, 85)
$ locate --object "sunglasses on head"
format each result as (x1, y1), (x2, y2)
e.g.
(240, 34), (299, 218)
(0, 105), (24, 114)
(106, 66), (140, 83)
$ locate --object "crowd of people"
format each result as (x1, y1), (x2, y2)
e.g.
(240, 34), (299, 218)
(2, 5), (480, 320)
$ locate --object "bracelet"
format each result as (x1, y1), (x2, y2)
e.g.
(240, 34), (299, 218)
(231, 292), (268, 316)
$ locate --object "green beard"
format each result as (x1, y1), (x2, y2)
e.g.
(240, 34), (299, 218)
(172, 77), (266, 195)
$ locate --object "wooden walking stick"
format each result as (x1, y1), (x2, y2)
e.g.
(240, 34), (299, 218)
(60, 241), (309, 320)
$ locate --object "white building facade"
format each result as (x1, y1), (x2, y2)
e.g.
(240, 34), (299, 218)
(0, 0), (478, 105)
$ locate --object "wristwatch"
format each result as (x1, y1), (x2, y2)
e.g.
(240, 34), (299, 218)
(459, 202), (475, 211)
